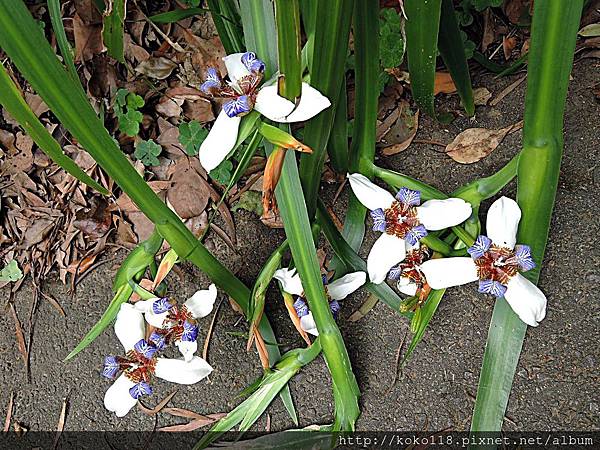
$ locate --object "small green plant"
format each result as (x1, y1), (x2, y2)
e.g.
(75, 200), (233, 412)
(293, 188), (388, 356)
(134, 139), (162, 166)
(377, 7), (406, 91)
(115, 88), (144, 137)
(0, 260), (23, 282)
(209, 159), (233, 185)
(178, 120), (208, 156)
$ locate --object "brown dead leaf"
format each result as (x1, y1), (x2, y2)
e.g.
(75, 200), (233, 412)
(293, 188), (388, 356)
(73, 199), (111, 238)
(473, 87), (492, 106)
(156, 96), (184, 118)
(503, 0), (531, 24)
(446, 121), (523, 164)
(3, 392), (13, 432)
(167, 158), (210, 219)
(25, 93), (49, 117)
(73, 13), (105, 62)
(135, 57), (177, 80)
(503, 36), (518, 60)
(433, 72), (456, 95)
(138, 390), (177, 415)
(112, 181), (172, 212)
(481, 10), (496, 53)
(380, 101), (419, 155)
(182, 99), (215, 123)
(53, 397), (68, 449)
(157, 413), (225, 432)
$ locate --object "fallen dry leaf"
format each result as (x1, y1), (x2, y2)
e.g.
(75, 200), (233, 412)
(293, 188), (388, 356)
(380, 101), (419, 156)
(473, 87), (492, 106)
(135, 57), (178, 80)
(503, 36), (518, 60)
(446, 121), (523, 164)
(157, 413), (225, 432)
(138, 390), (177, 415)
(72, 13), (105, 62)
(433, 72), (457, 95)
(167, 158), (210, 220)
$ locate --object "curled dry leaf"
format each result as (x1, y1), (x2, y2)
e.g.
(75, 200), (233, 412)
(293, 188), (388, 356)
(72, 14), (105, 62)
(135, 57), (178, 80)
(433, 72), (457, 95)
(473, 87), (492, 106)
(380, 102), (419, 156)
(446, 121), (523, 164)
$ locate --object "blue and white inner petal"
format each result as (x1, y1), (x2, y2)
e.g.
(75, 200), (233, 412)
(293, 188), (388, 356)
(129, 381), (153, 400)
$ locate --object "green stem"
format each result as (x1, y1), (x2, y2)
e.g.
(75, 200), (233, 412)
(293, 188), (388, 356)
(274, 0), (302, 101)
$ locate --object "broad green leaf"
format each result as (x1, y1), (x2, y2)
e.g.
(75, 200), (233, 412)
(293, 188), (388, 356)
(178, 120), (208, 156)
(404, 0), (442, 117)
(102, 0), (125, 63)
(134, 139), (162, 166)
(0, 260), (23, 282)
(470, 1), (584, 442)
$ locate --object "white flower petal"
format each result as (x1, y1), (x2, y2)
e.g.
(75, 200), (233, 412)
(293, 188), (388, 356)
(347, 173), (396, 211)
(405, 239), (420, 253)
(104, 374), (137, 417)
(273, 268), (304, 296)
(114, 304), (145, 352)
(133, 298), (157, 313)
(486, 196), (521, 249)
(254, 83), (330, 123)
(175, 340), (198, 362)
(254, 85), (296, 121)
(420, 257), (479, 289)
(398, 277), (418, 296)
(328, 271), (366, 300)
(416, 198), (472, 231)
(145, 311), (168, 329)
(184, 284), (217, 319)
(367, 233), (407, 284)
(504, 273), (547, 327)
(300, 312), (319, 336)
(155, 356), (213, 385)
(223, 53), (251, 84)
(199, 110), (241, 172)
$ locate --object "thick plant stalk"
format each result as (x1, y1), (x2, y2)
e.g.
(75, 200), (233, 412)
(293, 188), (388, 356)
(206, 0), (244, 54)
(272, 0), (360, 431)
(470, 0), (583, 440)
(0, 0), (282, 367)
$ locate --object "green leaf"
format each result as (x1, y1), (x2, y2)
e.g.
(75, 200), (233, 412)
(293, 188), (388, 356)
(0, 260), (23, 282)
(471, 0), (502, 11)
(134, 139), (162, 166)
(232, 190), (262, 216)
(404, 0), (442, 117)
(178, 120), (208, 156)
(438, 0), (475, 116)
(150, 8), (207, 24)
(115, 88), (129, 107)
(470, 1), (584, 442)
(209, 159), (233, 185)
(102, 0), (125, 63)
(126, 92), (144, 109)
(117, 108), (142, 137)
(47, 0), (78, 82)
(379, 8), (404, 69)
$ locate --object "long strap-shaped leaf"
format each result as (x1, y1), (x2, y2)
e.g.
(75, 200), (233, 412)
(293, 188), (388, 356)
(470, 1), (583, 441)
(404, 0), (441, 118)
(0, 0), (283, 366)
(298, 0), (354, 217)
(47, 0), (78, 82)
(438, 0), (474, 116)
(0, 64), (108, 195)
(102, 0), (126, 63)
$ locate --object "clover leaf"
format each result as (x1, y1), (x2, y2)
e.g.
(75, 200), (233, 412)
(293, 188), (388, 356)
(178, 120), (209, 156)
(0, 260), (23, 283)
(134, 139), (162, 166)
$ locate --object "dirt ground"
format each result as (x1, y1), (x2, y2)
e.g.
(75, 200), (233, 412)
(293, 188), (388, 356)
(0, 60), (598, 438)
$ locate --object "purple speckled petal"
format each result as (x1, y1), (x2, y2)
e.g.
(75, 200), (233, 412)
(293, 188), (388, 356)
(102, 356), (119, 379)
(148, 331), (167, 350)
(181, 321), (199, 342)
(200, 67), (222, 94)
(388, 264), (403, 281)
(478, 279), (507, 298)
(370, 208), (387, 232)
(152, 297), (173, 315)
(223, 95), (252, 118)
(293, 298), (309, 318)
(129, 381), (152, 399)
(468, 235), (492, 260)
(396, 187), (421, 206)
(241, 52), (265, 73)
(513, 244), (536, 272)
(329, 300), (341, 319)
(134, 339), (157, 359)
(405, 224), (428, 246)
